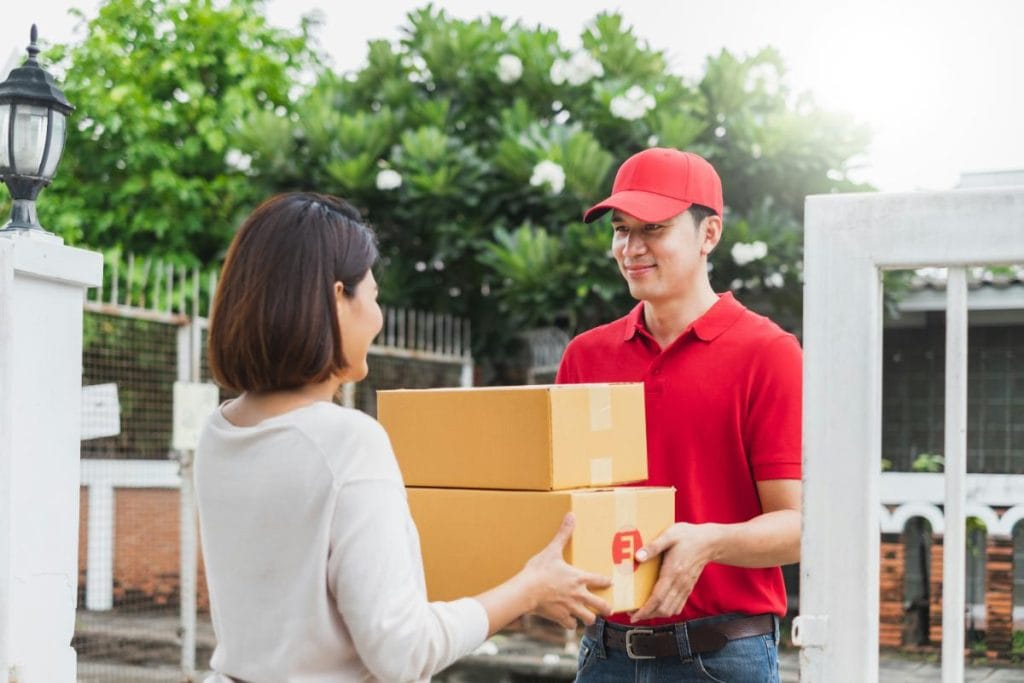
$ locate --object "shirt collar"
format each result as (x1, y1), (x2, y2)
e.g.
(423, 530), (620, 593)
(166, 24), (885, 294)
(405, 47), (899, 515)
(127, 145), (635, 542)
(621, 292), (744, 344)
(622, 302), (647, 341)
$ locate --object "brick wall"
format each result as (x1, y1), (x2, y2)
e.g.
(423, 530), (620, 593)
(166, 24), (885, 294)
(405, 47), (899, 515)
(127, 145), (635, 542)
(985, 536), (1014, 655)
(929, 536), (945, 644)
(879, 533), (905, 647)
(78, 487), (209, 611)
(78, 488), (88, 605)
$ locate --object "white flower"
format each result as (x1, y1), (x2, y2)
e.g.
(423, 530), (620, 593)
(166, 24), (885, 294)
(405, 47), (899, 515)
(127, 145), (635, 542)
(731, 240), (768, 266)
(496, 54), (523, 84)
(529, 160), (565, 194)
(376, 169), (403, 191)
(225, 149), (253, 173)
(610, 97), (645, 121)
(403, 54), (431, 83)
(567, 51), (603, 85)
(765, 272), (785, 288)
(609, 85), (656, 121)
(550, 50), (604, 86)
(550, 59), (568, 85)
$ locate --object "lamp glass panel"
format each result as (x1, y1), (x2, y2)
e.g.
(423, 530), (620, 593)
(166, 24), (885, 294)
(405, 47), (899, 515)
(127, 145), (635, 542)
(12, 104), (49, 174)
(41, 111), (66, 178)
(0, 104), (10, 171)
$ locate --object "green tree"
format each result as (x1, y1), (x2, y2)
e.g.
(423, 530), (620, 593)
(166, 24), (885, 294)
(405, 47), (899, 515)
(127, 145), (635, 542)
(5, 4), (873, 374)
(30, 0), (321, 263)
(239, 8), (870, 365)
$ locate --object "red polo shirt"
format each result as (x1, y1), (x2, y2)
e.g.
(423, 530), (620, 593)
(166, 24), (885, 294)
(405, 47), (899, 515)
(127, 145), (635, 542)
(556, 293), (802, 624)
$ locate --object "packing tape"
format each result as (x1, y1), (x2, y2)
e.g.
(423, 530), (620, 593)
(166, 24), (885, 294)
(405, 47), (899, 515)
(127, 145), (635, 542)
(612, 489), (639, 611)
(588, 385), (612, 431)
(613, 555), (636, 612)
(589, 457), (612, 486)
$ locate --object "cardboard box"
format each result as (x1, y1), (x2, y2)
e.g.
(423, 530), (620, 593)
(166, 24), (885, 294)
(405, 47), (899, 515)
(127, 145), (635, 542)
(378, 384), (647, 490)
(407, 486), (675, 613)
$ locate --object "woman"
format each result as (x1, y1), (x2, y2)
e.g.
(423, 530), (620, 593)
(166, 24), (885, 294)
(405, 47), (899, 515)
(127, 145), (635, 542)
(197, 192), (611, 683)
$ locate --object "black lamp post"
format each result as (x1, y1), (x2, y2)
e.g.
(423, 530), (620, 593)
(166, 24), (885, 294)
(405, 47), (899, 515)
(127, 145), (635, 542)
(0, 25), (74, 233)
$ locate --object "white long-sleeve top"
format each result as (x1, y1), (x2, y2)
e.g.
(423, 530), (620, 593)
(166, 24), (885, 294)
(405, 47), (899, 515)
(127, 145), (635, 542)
(195, 400), (488, 683)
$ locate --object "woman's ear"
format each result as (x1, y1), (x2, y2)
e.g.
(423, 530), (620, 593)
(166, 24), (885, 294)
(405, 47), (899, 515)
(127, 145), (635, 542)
(334, 281), (345, 304)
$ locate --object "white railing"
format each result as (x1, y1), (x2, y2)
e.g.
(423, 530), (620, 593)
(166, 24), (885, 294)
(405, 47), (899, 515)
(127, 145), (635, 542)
(85, 251), (472, 365)
(880, 472), (1024, 536)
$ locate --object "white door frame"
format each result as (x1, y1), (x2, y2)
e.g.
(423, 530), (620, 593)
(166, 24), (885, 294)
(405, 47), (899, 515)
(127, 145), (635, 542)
(793, 188), (1024, 682)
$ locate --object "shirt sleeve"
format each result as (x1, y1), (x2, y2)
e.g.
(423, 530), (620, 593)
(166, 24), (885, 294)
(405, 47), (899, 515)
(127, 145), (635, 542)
(555, 338), (580, 384)
(745, 333), (803, 481)
(326, 478), (488, 681)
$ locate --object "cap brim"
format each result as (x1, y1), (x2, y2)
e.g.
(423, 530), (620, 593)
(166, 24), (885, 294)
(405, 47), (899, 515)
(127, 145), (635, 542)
(582, 190), (693, 224)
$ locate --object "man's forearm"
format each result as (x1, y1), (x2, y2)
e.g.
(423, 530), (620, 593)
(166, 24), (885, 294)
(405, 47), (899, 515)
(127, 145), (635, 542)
(707, 509), (801, 568)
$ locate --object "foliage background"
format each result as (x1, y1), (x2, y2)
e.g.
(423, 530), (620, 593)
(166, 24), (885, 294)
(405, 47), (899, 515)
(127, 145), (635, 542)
(1, 0), (872, 373)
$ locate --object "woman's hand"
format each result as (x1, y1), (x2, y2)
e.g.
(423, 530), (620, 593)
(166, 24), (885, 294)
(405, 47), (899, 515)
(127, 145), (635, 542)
(520, 513), (613, 628)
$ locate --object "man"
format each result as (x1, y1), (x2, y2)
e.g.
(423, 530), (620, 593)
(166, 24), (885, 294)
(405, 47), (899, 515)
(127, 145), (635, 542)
(557, 148), (801, 681)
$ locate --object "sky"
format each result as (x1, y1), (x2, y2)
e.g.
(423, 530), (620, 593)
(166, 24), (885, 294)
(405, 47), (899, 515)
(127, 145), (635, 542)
(3, 0), (1023, 192)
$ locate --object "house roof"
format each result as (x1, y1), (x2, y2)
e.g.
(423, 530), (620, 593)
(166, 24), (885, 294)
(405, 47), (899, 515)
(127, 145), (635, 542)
(899, 267), (1024, 313)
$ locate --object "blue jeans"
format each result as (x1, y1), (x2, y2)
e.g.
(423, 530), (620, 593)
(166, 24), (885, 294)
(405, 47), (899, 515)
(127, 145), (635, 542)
(575, 613), (781, 682)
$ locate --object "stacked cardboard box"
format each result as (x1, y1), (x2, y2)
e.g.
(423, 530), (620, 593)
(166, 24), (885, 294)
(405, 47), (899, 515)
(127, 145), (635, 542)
(377, 384), (675, 613)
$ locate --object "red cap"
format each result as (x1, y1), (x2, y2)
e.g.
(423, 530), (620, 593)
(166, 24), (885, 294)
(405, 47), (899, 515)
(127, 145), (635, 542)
(583, 148), (723, 223)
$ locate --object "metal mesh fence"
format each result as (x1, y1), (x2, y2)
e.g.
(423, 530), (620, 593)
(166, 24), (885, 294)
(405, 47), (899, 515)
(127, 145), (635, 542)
(82, 312), (179, 460)
(356, 353), (467, 416)
(77, 310), (186, 681)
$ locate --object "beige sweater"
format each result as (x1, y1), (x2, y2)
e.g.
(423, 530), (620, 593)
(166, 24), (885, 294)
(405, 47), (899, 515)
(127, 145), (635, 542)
(195, 401), (488, 683)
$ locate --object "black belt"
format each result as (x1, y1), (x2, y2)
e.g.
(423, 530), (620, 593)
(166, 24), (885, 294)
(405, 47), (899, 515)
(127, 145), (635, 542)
(585, 614), (775, 660)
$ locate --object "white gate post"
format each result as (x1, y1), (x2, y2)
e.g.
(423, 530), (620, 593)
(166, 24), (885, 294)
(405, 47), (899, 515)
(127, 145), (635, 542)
(0, 231), (102, 683)
(941, 268), (967, 682)
(795, 188), (1024, 682)
(177, 320), (198, 680)
(795, 196), (884, 681)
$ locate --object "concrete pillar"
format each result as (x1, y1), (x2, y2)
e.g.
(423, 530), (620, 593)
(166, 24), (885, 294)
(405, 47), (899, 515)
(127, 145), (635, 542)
(879, 532), (905, 648)
(984, 535), (1013, 656)
(0, 230), (102, 682)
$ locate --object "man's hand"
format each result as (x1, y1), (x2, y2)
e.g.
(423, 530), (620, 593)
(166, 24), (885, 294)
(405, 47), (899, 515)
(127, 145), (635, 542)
(628, 522), (720, 622)
(627, 480), (802, 622)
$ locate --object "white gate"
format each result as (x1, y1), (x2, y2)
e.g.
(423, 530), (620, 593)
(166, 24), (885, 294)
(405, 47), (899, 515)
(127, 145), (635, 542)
(793, 188), (1024, 681)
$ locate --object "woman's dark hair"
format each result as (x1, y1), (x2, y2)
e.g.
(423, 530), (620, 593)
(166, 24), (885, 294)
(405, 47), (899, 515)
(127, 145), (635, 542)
(208, 192), (378, 393)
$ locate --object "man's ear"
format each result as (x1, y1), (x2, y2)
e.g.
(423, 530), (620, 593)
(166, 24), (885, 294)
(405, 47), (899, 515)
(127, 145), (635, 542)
(701, 215), (724, 256)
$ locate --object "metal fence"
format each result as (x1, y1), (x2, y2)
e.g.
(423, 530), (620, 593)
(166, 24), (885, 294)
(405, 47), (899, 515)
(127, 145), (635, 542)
(75, 253), (472, 681)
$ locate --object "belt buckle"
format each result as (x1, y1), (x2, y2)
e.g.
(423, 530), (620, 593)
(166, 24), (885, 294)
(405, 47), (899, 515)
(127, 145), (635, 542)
(624, 628), (655, 660)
